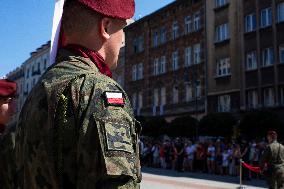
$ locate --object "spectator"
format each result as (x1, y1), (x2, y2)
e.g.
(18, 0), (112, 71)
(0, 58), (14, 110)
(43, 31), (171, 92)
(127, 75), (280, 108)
(184, 141), (195, 172)
(207, 141), (216, 174)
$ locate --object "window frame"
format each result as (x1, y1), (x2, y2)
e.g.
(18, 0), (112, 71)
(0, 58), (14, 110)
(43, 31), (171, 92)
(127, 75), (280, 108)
(245, 13), (256, 33)
(215, 23), (229, 42)
(216, 57), (231, 77)
(246, 51), (257, 70)
(260, 7), (272, 28)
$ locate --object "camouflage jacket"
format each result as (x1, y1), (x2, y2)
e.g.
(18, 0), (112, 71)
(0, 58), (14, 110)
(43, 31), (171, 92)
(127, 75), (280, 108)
(260, 141), (284, 172)
(15, 49), (141, 189)
(0, 132), (16, 189)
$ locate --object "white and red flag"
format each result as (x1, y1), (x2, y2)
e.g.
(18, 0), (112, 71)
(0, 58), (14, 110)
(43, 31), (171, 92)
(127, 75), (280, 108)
(105, 92), (125, 106)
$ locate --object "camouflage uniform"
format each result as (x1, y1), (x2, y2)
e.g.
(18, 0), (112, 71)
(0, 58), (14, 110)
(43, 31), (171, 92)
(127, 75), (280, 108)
(260, 141), (284, 189)
(0, 132), (16, 189)
(15, 49), (141, 188)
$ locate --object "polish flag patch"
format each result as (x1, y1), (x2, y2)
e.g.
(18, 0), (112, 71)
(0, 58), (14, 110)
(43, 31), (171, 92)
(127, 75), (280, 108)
(104, 91), (125, 106)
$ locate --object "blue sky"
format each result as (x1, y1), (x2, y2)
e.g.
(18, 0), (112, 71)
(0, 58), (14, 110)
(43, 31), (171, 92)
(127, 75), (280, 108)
(0, 0), (174, 77)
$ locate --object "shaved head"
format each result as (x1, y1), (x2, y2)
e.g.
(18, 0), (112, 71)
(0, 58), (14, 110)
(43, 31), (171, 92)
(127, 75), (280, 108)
(62, 1), (101, 38)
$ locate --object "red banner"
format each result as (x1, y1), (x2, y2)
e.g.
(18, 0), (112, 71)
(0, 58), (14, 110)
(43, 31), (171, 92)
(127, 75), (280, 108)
(242, 162), (261, 173)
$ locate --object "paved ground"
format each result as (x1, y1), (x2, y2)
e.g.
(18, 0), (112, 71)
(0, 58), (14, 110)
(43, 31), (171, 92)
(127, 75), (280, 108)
(141, 167), (267, 189)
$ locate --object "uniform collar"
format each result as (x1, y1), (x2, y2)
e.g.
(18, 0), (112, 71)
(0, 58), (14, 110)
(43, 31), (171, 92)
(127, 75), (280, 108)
(62, 44), (112, 78)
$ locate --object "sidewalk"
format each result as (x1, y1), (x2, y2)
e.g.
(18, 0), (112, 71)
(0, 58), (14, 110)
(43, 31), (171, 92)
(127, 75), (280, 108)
(142, 167), (267, 189)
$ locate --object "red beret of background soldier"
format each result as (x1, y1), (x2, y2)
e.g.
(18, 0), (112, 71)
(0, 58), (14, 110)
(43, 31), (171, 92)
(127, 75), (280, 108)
(0, 79), (17, 189)
(0, 79), (16, 133)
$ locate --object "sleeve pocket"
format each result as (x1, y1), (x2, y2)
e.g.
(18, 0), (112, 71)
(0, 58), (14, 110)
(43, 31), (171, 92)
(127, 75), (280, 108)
(94, 115), (139, 180)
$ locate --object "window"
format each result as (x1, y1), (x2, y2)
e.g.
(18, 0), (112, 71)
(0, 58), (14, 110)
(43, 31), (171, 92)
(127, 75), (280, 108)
(172, 51), (179, 70)
(185, 46), (192, 67)
(195, 80), (201, 98)
(261, 7), (272, 28)
(132, 93), (137, 109)
(154, 88), (159, 107)
(138, 36), (144, 52)
(185, 83), (193, 102)
(216, 58), (231, 77)
(193, 12), (201, 31)
(133, 38), (138, 53)
(279, 45), (284, 64)
(246, 51), (257, 70)
(133, 36), (144, 53)
(215, 23), (229, 42)
(37, 62), (40, 72)
(280, 87), (284, 105)
(218, 95), (231, 112)
(263, 88), (275, 107)
(193, 43), (201, 64)
(262, 47), (274, 67)
(278, 2), (284, 22)
(185, 16), (192, 34)
(172, 21), (179, 39)
(26, 83), (29, 93)
(153, 58), (159, 75)
(43, 59), (47, 70)
(132, 65), (137, 81)
(160, 27), (167, 44)
(161, 87), (166, 106)
(247, 90), (258, 109)
(173, 86), (179, 104)
(215, 0), (228, 8)
(137, 92), (143, 116)
(138, 92), (143, 108)
(160, 56), (166, 74)
(137, 63), (143, 79)
(245, 13), (256, 32)
(153, 31), (159, 47)
(26, 68), (29, 79)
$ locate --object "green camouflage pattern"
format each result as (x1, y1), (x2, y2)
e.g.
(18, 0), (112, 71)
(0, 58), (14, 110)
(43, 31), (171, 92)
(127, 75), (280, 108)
(15, 49), (141, 188)
(0, 132), (16, 189)
(260, 141), (284, 189)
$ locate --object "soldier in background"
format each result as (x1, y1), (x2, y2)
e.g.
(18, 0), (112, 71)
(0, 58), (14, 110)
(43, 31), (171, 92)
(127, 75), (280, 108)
(0, 79), (17, 189)
(15, 0), (141, 188)
(260, 131), (284, 189)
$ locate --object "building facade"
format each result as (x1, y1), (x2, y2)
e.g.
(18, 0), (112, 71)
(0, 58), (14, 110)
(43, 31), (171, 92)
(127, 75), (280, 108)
(22, 41), (50, 103)
(206, 0), (284, 114)
(240, 0), (284, 112)
(125, 0), (206, 119)
(206, 0), (242, 113)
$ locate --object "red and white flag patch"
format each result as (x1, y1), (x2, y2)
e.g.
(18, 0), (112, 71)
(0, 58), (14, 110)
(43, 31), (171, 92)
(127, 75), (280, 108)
(104, 91), (125, 106)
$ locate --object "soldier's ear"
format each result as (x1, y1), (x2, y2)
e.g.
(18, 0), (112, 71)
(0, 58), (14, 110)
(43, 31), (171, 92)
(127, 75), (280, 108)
(100, 17), (111, 40)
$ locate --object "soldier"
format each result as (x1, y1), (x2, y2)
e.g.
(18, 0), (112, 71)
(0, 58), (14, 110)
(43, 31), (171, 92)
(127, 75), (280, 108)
(260, 130), (284, 189)
(0, 79), (17, 189)
(15, 0), (141, 188)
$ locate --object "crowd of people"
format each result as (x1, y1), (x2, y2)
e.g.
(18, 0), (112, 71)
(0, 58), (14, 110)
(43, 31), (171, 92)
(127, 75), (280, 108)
(139, 136), (270, 179)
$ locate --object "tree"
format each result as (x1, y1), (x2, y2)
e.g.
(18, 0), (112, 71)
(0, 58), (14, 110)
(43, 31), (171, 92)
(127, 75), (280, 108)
(140, 117), (168, 137)
(239, 110), (284, 139)
(168, 115), (198, 137)
(199, 113), (236, 137)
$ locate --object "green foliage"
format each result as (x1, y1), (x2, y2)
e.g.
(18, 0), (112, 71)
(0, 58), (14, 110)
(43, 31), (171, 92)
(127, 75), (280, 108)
(138, 116), (168, 137)
(199, 113), (236, 137)
(239, 110), (284, 139)
(168, 115), (198, 137)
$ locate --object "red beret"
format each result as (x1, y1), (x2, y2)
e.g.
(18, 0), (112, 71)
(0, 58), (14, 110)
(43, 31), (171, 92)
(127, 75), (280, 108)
(0, 79), (17, 98)
(78, 0), (135, 19)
